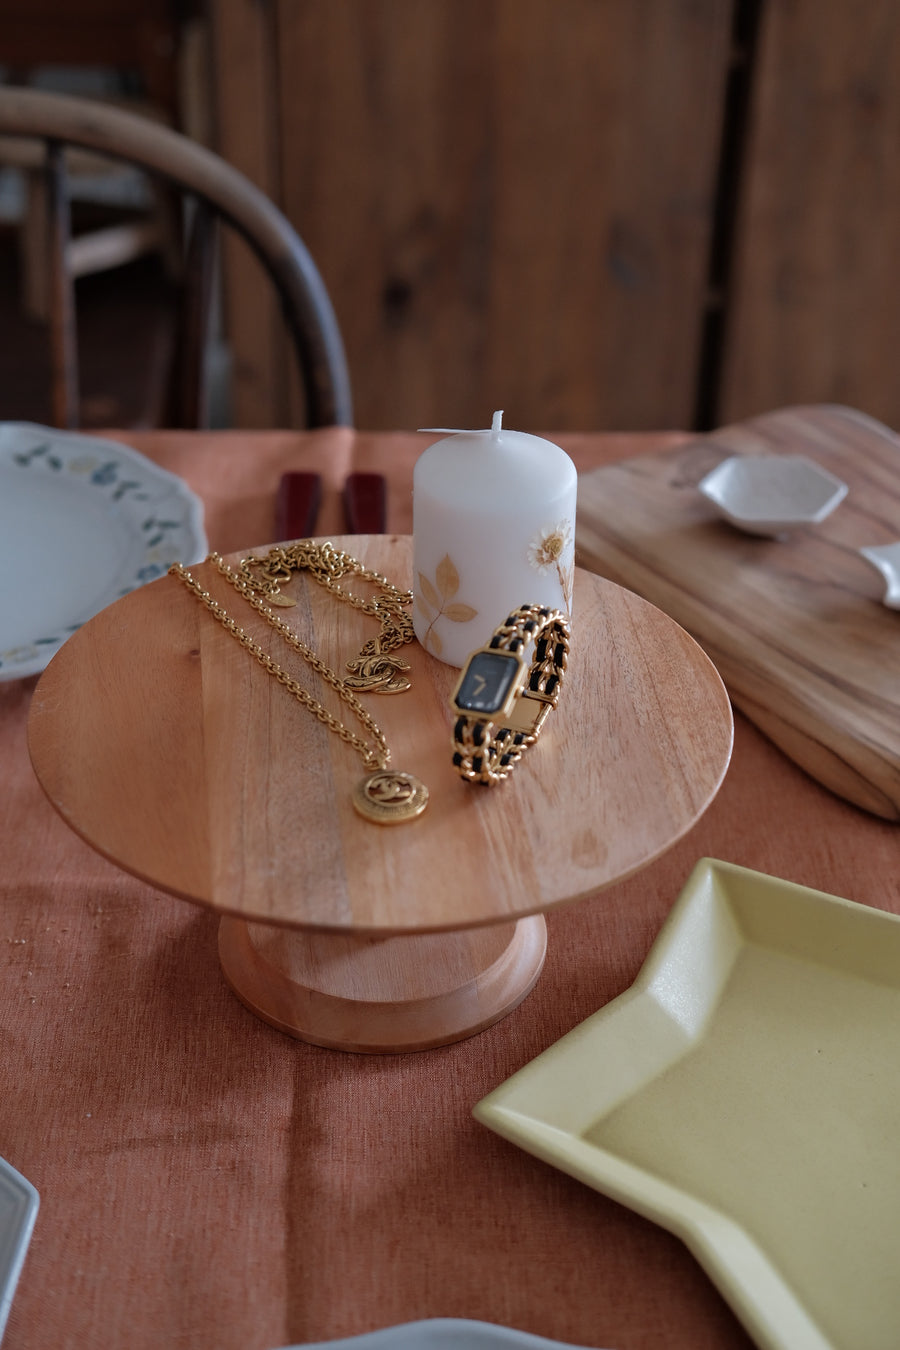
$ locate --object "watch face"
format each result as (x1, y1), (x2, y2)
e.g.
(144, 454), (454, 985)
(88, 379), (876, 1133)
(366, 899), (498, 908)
(455, 650), (522, 715)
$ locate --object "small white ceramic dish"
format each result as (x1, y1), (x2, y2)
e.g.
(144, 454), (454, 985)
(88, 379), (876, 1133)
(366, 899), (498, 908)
(0, 422), (206, 681)
(859, 541), (900, 609)
(475, 858), (900, 1350)
(697, 454), (847, 535)
(279, 1322), (606, 1350)
(0, 1156), (38, 1342)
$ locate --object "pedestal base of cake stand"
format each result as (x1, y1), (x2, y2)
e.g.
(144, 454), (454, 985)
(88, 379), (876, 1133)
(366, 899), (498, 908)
(217, 913), (548, 1053)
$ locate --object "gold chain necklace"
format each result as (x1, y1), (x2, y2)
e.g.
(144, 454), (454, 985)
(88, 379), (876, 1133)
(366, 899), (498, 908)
(234, 540), (414, 694)
(169, 552), (428, 825)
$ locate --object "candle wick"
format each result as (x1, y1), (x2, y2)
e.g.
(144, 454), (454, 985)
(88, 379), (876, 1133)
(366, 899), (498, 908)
(491, 410), (504, 435)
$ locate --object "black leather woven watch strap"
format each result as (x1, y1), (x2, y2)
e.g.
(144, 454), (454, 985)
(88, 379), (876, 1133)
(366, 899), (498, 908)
(452, 604), (569, 785)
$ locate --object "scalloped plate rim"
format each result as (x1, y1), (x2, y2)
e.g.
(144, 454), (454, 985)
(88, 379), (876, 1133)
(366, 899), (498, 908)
(0, 421), (207, 681)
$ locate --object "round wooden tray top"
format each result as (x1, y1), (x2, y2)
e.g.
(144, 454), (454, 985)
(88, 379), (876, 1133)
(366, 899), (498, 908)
(29, 535), (733, 1051)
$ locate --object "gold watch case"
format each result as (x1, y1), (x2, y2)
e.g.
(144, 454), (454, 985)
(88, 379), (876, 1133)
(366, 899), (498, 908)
(451, 647), (527, 720)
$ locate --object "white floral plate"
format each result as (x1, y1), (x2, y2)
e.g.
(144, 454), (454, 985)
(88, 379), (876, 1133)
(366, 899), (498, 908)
(0, 423), (206, 680)
(280, 1321), (607, 1349)
(0, 1156), (38, 1341)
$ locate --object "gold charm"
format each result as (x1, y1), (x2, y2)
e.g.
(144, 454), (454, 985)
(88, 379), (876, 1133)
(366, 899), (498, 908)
(344, 653), (412, 694)
(352, 770), (429, 825)
(266, 593), (296, 607)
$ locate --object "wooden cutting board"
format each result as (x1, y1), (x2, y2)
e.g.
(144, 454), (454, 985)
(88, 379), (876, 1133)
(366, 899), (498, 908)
(576, 404), (900, 820)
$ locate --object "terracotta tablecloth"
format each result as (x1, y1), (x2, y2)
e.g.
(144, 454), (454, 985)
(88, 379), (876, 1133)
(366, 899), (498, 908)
(1, 428), (897, 1350)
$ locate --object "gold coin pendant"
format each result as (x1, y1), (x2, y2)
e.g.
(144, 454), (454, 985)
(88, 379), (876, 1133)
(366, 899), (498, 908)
(353, 770), (429, 825)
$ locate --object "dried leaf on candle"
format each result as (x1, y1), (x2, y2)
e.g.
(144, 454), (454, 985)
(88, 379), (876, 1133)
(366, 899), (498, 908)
(444, 604), (478, 623)
(416, 556), (477, 656)
(418, 572), (440, 612)
(435, 555), (460, 599)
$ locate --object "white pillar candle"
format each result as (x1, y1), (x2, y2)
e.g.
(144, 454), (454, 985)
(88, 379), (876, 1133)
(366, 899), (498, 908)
(412, 412), (577, 667)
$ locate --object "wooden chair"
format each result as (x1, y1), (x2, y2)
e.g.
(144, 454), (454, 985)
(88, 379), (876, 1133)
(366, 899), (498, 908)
(0, 85), (353, 429)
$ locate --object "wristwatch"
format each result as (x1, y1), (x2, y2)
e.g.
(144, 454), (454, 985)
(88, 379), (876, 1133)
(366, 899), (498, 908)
(450, 604), (570, 785)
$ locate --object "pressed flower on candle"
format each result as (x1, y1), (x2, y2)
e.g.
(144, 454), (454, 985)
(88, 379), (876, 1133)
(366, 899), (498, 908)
(412, 412), (577, 667)
(527, 520), (574, 615)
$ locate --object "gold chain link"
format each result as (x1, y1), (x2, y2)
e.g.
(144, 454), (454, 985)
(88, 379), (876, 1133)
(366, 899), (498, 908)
(169, 554), (391, 772)
(234, 540), (415, 690)
(238, 540), (413, 646)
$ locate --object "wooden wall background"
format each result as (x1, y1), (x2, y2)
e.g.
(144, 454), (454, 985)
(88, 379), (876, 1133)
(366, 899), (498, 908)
(209, 0), (900, 435)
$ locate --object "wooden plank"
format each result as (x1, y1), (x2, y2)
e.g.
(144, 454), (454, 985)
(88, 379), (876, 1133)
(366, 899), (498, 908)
(720, 1), (900, 428)
(274, 0), (731, 431)
(487, 0), (731, 433)
(209, 0), (288, 427)
(575, 404), (900, 820)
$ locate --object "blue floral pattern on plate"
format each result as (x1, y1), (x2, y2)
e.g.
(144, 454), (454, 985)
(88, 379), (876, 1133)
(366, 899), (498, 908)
(0, 423), (207, 680)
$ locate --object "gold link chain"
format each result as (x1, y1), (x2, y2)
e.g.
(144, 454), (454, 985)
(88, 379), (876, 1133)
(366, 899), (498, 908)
(170, 554), (390, 772)
(234, 540), (415, 692)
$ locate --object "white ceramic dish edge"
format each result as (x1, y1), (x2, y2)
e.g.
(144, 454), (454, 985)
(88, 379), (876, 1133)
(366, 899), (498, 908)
(859, 542), (900, 609)
(276, 1318), (610, 1349)
(0, 1156), (39, 1343)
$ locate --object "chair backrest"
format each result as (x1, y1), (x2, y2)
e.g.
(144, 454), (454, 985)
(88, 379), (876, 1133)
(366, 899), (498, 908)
(0, 86), (353, 429)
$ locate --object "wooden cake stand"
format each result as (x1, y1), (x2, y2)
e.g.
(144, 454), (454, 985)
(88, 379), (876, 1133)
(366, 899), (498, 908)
(28, 535), (733, 1052)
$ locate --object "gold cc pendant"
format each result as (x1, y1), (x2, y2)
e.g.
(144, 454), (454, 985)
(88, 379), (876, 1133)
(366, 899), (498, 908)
(344, 653), (412, 694)
(352, 770), (429, 824)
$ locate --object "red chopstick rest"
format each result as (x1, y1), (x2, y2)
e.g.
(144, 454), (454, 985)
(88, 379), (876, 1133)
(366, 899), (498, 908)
(343, 472), (387, 533)
(275, 472), (322, 540)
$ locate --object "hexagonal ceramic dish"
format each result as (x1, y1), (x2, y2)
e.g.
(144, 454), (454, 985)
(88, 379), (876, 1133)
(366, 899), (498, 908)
(698, 454), (848, 536)
(859, 541), (900, 610)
